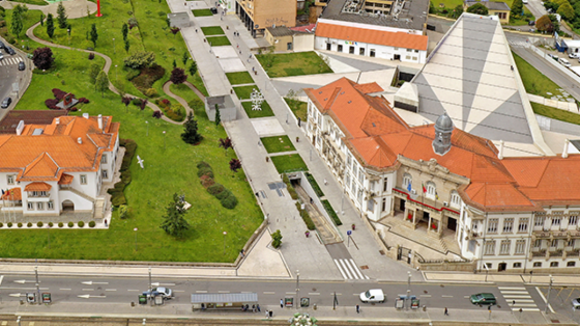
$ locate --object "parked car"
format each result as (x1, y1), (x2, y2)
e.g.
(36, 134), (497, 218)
(572, 297), (580, 309)
(5, 46), (15, 55)
(142, 287), (173, 299)
(0, 52), (3, 61)
(470, 293), (496, 305)
(1, 97), (12, 109)
(528, 20), (535, 26)
(522, 0), (528, 4)
(547, 53), (559, 61)
(559, 57), (571, 67)
(18, 61), (25, 71)
(0, 41), (5, 50)
(569, 53), (580, 59)
(210, 7), (218, 14)
(360, 289), (385, 303)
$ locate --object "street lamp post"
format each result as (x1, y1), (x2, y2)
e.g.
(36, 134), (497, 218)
(17, 316), (21, 326)
(296, 270), (300, 310)
(146, 121), (149, 136)
(545, 274), (553, 314)
(148, 267), (152, 294)
(163, 131), (167, 150)
(134, 227), (138, 251)
(115, 64), (118, 82)
(34, 266), (40, 305)
(223, 231), (227, 255)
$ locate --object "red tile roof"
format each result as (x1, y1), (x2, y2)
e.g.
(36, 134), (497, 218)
(24, 182), (52, 191)
(316, 22), (428, 51)
(305, 78), (580, 212)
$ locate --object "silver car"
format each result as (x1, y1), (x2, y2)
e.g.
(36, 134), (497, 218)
(142, 287), (173, 299)
(572, 297), (580, 309)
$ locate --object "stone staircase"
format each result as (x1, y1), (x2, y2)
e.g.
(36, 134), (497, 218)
(61, 187), (95, 202)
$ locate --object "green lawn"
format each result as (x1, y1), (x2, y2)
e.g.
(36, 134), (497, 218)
(192, 9), (214, 16)
(8, 0), (47, 5)
(513, 52), (569, 99)
(257, 51), (333, 78)
(430, 0), (531, 22)
(207, 36), (231, 46)
(261, 136), (296, 153)
(271, 154), (308, 174)
(284, 98), (307, 122)
(532, 102), (580, 125)
(242, 101), (274, 118)
(8, 17), (262, 263)
(226, 71), (254, 85)
(234, 85), (258, 100)
(201, 26), (225, 36)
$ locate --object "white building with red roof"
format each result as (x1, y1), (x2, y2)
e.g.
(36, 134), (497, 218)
(304, 77), (580, 272)
(0, 113), (120, 220)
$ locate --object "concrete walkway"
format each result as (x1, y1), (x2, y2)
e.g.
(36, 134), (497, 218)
(1, 0), (97, 18)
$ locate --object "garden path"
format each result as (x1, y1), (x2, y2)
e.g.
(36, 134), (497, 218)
(26, 22), (204, 126)
(162, 80), (207, 120)
(1, 0), (97, 19)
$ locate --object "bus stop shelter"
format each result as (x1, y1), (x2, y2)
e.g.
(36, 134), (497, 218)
(191, 292), (258, 310)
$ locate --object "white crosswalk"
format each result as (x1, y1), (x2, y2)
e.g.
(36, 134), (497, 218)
(0, 57), (23, 66)
(333, 259), (369, 280)
(499, 286), (540, 312)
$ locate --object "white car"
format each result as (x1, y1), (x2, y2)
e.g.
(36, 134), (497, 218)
(568, 53), (579, 59)
(360, 289), (385, 303)
(522, 0), (528, 4)
(572, 297), (580, 309)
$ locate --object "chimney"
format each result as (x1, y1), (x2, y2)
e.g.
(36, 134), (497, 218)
(82, 113), (89, 119)
(16, 120), (24, 136)
(562, 139), (570, 158)
(55, 118), (60, 125)
(498, 140), (504, 160)
(98, 114), (103, 130)
(77, 137), (82, 144)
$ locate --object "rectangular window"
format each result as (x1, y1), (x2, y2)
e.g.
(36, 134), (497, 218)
(513, 262), (522, 268)
(27, 202), (34, 210)
(552, 215), (562, 226)
(349, 46), (355, 54)
(534, 213), (545, 226)
(382, 198), (386, 212)
(484, 240), (496, 255)
(500, 240), (511, 255)
(569, 212), (579, 225)
(358, 168), (364, 184)
(518, 218), (529, 232)
(101, 155), (107, 164)
(347, 154), (352, 169)
(551, 239), (558, 248)
(567, 239), (575, 247)
(37, 202), (44, 210)
(345, 174), (351, 188)
(485, 262), (492, 269)
(367, 199), (374, 212)
(357, 188), (363, 204)
(534, 239), (541, 248)
(487, 219), (498, 233)
(337, 44), (343, 52)
(515, 240), (526, 254)
(550, 261), (559, 267)
(503, 218), (514, 233)
(102, 170), (109, 179)
(7, 175), (15, 185)
(567, 261), (576, 267)
(359, 48), (365, 55)
(383, 178), (388, 192)
(80, 175), (87, 185)
(370, 49), (375, 57)
(533, 262), (542, 267)
(47, 201), (54, 210)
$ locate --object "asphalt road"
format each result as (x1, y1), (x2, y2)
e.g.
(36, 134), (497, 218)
(0, 273), (550, 313)
(0, 51), (25, 120)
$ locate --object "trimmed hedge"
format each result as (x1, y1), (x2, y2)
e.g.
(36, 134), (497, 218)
(78, 221), (85, 228)
(322, 200), (342, 226)
(295, 202), (316, 230)
(58, 222), (64, 228)
(89, 221), (96, 228)
(197, 161), (238, 209)
(306, 172), (324, 197)
(107, 139), (137, 207)
(282, 173), (298, 200)
(68, 222), (74, 228)
(37, 222), (44, 227)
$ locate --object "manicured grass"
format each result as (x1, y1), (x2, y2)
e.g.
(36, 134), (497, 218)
(192, 9), (214, 16)
(242, 101), (274, 118)
(284, 98), (307, 122)
(513, 52), (569, 99)
(271, 154), (308, 173)
(261, 136), (296, 153)
(305, 172), (324, 197)
(10, 40), (262, 263)
(207, 36), (231, 46)
(8, 0), (47, 5)
(201, 26), (225, 36)
(226, 71), (254, 85)
(234, 85), (258, 100)
(257, 51), (333, 78)
(0, 9), (45, 45)
(322, 200), (342, 226)
(532, 102), (580, 125)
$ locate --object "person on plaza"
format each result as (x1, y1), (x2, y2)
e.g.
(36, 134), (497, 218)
(280, 298), (284, 308)
(256, 304), (261, 312)
(265, 309), (269, 318)
(444, 307), (449, 316)
(356, 304), (360, 313)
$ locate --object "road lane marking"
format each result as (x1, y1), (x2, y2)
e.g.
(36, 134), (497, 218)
(330, 293), (342, 296)
(82, 288), (94, 291)
(218, 291), (230, 293)
(501, 291), (529, 294)
(508, 303), (537, 307)
(308, 293), (320, 296)
(263, 292), (275, 295)
(127, 289), (140, 292)
(535, 287), (554, 313)
(59, 288), (71, 291)
(333, 260), (347, 279)
(421, 295), (432, 298)
(241, 291), (252, 294)
(502, 295), (532, 299)
(0, 275), (4, 287)
(507, 299), (534, 303)
(499, 287), (526, 290)
(512, 307), (540, 311)
(174, 290), (185, 293)
(105, 289), (117, 292)
(286, 292), (296, 295)
(464, 296), (470, 298)
(441, 295), (453, 298)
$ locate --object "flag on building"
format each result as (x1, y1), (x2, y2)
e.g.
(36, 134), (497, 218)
(422, 182), (426, 193)
(407, 181), (411, 192)
(435, 191), (439, 200)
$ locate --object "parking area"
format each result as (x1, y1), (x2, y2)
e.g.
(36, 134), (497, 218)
(538, 286), (580, 321)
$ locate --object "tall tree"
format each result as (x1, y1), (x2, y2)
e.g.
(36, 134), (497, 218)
(95, 71), (109, 96)
(229, 158), (242, 174)
(39, 12), (45, 26)
(124, 39), (130, 52)
(170, 67), (187, 85)
(46, 13), (55, 38)
(90, 23), (98, 48)
(466, 3), (488, 15)
(511, 0), (523, 18)
(88, 62), (100, 84)
(57, 1), (67, 29)
(536, 15), (554, 33)
(11, 11), (23, 38)
(32, 47), (54, 70)
(121, 23), (129, 41)
(214, 103), (221, 126)
(160, 193), (190, 238)
(182, 51), (189, 65)
(181, 112), (203, 144)
(188, 61), (197, 77)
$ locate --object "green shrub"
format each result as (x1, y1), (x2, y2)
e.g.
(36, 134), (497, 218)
(89, 221), (96, 228)
(27, 222), (32, 228)
(7, 222), (12, 228)
(37, 221), (44, 227)
(296, 202), (316, 230)
(220, 193), (238, 209)
(322, 200), (342, 226)
(0, 222), (3, 228)
(109, 139), (137, 207)
(18, 223), (23, 228)
(123, 51), (155, 69)
(48, 222), (54, 227)
(197, 166), (214, 178)
(145, 88), (158, 97)
(199, 175), (215, 188)
(282, 173), (298, 200)
(68, 222), (74, 228)
(207, 183), (225, 195)
(131, 98), (142, 106)
(306, 172), (324, 197)
(58, 222), (64, 228)
(271, 229), (283, 248)
(125, 67), (141, 80)
(216, 189), (232, 200)
(197, 161), (211, 169)
(78, 221), (85, 228)
(132, 64), (165, 91)
(119, 205), (128, 219)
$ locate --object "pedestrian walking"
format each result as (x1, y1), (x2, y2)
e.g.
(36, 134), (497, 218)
(239, 50), (242, 54)
(356, 304), (360, 313)
(280, 299), (284, 308)
(104, 219), (108, 227)
(265, 310), (269, 318)
(269, 310), (273, 318)
(249, 54), (252, 59)
(195, 29), (198, 33)
(324, 178), (328, 185)
(257, 304), (261, 312)
(444, 307), (449, 316)
(252, 304), (256, 312)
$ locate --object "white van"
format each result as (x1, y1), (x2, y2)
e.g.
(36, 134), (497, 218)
(360, 289), (385, 303)
(559, 57), (571, 67)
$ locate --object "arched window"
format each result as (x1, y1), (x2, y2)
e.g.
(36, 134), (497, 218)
(403, 173), (412, 190)
(426, 181), (436, 199)
(450, 190), (461, 208)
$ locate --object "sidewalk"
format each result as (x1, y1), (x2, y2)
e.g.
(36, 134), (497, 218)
(425, 271), (580, 286)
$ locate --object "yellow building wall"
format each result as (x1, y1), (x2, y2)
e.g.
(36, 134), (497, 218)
(255, 0), (297, 29)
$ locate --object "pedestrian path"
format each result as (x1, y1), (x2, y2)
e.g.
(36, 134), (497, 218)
(499, 286), (540, 312)
(0, 56), (23, 66)
(334, 258), (369, 280)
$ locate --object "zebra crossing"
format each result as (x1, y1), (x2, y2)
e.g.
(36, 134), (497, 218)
(0, 57), (23, 66)
(333, 259), (370, 280)
(499, 286), (540, 312)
